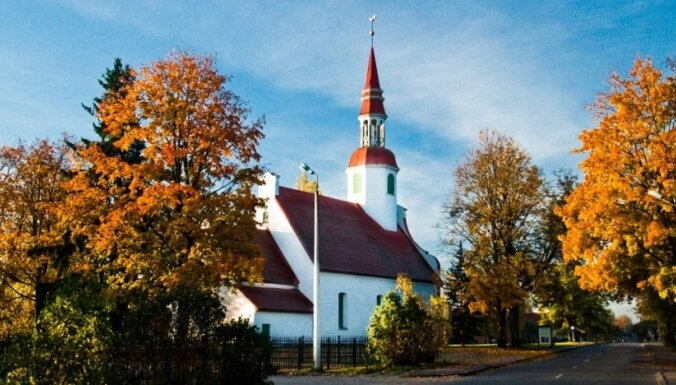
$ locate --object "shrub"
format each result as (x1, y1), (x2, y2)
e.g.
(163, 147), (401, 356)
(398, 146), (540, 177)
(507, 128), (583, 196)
(367, 276), (449, 366)
(1, 295), (110, 385)
(215, 318), (274, 385)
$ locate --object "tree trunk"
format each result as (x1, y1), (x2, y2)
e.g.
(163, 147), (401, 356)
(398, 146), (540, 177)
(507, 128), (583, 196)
(35, 281), (54, 321)
(664, 316), (676, 347)
(496, 303), (508, 348)
(509, 304), (521, 348)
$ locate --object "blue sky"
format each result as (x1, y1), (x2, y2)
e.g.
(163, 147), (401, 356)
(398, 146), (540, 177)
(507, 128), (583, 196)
(0, 2), (674, 317)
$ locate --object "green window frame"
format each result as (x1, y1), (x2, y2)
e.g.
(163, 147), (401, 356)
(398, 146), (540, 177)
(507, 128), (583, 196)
(339, 292), (347, 330)
(353, 173), (362, 194)
(387, 174), (395, 195)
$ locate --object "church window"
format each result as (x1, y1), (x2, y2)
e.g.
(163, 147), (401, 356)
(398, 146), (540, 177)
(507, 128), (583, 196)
(387, 174), (395, 195)
(376, 295), (383, 306)
(261, 323), (270, 337)
(362, 121), (369, 145)
(353, 173), (362, 194)
(379, 122), (385, 145)
(338, 292), (347, 330)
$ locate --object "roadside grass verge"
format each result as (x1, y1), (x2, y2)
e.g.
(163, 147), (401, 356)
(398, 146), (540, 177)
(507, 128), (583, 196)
(277, 342), (593, 377)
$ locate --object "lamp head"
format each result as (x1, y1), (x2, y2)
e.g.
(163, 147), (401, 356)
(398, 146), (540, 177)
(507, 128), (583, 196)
(300, 163), (315, 175)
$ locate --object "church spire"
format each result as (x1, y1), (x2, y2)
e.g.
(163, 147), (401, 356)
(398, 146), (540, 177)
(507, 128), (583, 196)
(358, 17), (387, 148)
(359, 48), (386, 118)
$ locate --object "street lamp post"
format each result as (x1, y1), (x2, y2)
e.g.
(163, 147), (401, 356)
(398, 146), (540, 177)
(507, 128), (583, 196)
(300, 162), (321, 370)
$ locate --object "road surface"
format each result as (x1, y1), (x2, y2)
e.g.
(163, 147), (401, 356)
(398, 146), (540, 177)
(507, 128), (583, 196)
(270, 343), (664, 385)
(454, 343), (659, 385)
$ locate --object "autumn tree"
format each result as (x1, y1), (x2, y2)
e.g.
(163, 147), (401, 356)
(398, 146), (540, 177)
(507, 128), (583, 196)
(441, 130), (546, 348)
(294, 169), (320, 194)
(66, 51), (266, 342)
(556, 58), (676, 345)
(614, 314), (634, 338)
(539, 260), (613, 341)
(0, 140), (111, 384)
(0, 140), (73, 335)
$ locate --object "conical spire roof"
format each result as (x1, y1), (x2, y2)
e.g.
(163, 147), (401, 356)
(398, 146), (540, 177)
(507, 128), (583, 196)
(363, 47), (381, 89)
(359, 47), (386, 116)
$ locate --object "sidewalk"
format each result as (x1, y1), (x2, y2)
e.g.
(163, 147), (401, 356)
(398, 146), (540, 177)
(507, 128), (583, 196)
(637, 343), (676, 385)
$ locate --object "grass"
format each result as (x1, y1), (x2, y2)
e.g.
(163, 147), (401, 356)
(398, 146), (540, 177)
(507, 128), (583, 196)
(278, 342), (592, 377)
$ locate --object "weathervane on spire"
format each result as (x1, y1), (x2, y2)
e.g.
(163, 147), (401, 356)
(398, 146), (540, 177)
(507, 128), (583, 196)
(369, 15), (376, 47)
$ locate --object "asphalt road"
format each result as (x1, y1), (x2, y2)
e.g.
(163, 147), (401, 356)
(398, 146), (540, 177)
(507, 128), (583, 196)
(454, 343), (658, 385)
(270, 343), (663, 385)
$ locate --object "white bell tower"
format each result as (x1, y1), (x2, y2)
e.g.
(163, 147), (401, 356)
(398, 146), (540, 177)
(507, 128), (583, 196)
(346, 18), (399, 232)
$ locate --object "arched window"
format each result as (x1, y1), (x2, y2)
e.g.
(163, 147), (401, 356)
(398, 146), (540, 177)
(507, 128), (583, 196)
(353, 173), (362, 194)
(376, 295), (383, 306)
(387, 174), (395, 195)
(362, 121), (369, 144)
(338, 292), (347, 330)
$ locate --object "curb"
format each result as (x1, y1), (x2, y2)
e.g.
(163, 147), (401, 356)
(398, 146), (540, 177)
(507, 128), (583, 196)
(657, 372), (676, 385)
(409, 344), (595, 378)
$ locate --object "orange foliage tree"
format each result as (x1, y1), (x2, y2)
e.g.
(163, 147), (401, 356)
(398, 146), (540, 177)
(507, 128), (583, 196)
(441, 130), (546, 348)
(557, 58), (676, 344)
(0, 140), (72, 337)
(66, 52), (266, 317)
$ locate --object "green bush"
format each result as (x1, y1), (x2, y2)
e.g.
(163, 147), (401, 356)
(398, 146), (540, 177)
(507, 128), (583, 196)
(0, 288), (273, 385)
(367, 276), (448, 366)
(106, 290), (273, 385)
(1, 295), (110, 385)
(215, 318), (274, 385)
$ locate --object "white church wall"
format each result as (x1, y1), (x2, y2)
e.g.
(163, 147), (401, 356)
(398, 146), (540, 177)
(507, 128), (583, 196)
(219, 288), (257, 323)
(318, 272), (436, 337)
(253, 312), (312, 337)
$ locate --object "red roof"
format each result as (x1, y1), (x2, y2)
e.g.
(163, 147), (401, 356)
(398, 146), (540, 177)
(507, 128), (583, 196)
(254, 229), (298, 285)
(363, 47), (381, 90)
(236, 230), (311, 314)
(348, 147), (399, 169)
(359, 48), (386, 116)
(276, 187), (435, 282)
(239, 286), (313, 313)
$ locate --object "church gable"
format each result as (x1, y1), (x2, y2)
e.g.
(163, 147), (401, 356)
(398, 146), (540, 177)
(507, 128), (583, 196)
(275, 186), (435, 282)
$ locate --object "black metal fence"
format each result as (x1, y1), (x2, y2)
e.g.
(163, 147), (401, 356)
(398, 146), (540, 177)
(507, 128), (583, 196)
(0, 336), (369, 376)
(270, 336), (370, 370)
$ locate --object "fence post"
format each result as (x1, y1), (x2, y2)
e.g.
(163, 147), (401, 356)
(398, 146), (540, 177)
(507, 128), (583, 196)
(352, 337), (357, 367)
(298, 336), (304, 370)
(326, 336), (331, 370)
(337, 335), (341, 366)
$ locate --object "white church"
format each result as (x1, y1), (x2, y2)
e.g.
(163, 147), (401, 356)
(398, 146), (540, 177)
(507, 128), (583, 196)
(223, 42), (440, 338)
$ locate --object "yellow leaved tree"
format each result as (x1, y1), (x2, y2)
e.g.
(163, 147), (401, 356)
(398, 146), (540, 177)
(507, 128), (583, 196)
(0, 140), (71, 338)
(557, 58), (676, 345)
(441, 130), (546, 348)
(65, 52), (266, 333)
